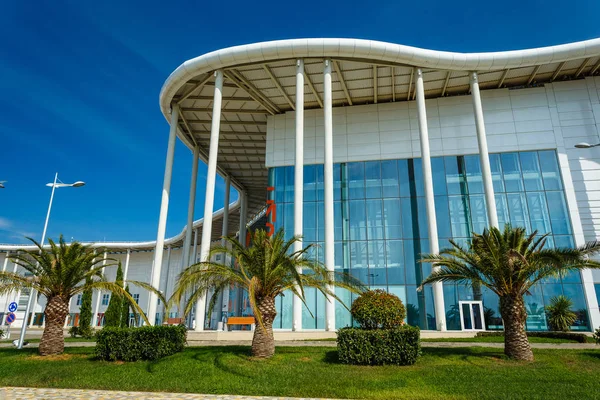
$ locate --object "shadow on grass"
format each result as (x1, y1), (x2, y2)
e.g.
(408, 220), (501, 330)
(323, 350), (339, 364)
(189, 346), (254, 378)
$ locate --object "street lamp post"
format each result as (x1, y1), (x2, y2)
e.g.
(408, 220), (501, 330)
(17, 173), (85, 349)
(574, 142), (600, 149)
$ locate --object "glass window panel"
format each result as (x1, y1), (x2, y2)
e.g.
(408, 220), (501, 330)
(334, 201), (343, 242)
(525, 285), (548, 331)
(302, 288), (317, 329)
(366, 199), (384, 240)
(284, 166), (295, 203)
(283, 203), (294, 241)
(507, 193), (531, 232)
(280, 290), (293, 329)
(546, 191), (572, 235)
(562, 284), (590, 330)
(381, 160), (400, 198)
(316, 201), (325, 242)
(464, 155), (484, 194)
(347, 162), (365, 199)
(526, 192), (552, 234)
(489, 153), (505, 193)
(554, 235), (574, 249)
(411, 159), (425, 197)
(435, 196), (452, 239)
(335, 287), (352, 329)
(445, 156), (462, 195)
(407, 284), (427, 329)
(350, 241), (368, 285)
(348, 200), (367, 241)
(596, 284), (600, 312)
(443, 284), (461, 330)
(448, 195), (471, 238)
(501, 153), (524, 192)
(520, 152), (544, 191)
(404, 240), (422, 286)
(481, 288), (502, 330)
(386, 240), (405, 284)
(461, 303), (473, 329)
(561, 269), (582, 284)
(334, 163), (342, 201)
(315, 164), (324, 202)
(424, 285), (437, 330)
(469, 195), (488, 234)
(274, 167), (286, 204)
(303, 202), (317, 243)
(398, 159), (411, 197)
(417, 197), (429, 239)
(316, 291), (326, 329)
(431, 157), (447, 196)
(538, 150), (562, 191)
(365, 161), (382, 199)
(367, 240), (387, 286)
(388, 286), (407, 320)
(383, 198), (402, 240)
(334, 242), (345, 270)
(495, 194), (510, 229)
(304, 165), (317, 202)
(401, 197), (417, 239)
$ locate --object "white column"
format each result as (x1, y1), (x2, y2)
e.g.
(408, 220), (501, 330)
(470, 72), (499, 228)
(293, 59), (305, 331)
(415, 68), (447, 331)
(162, 246), (172, 321)
(239, 192), (248, 246)
(148, 104), (180, 325)
(123, 249), (131, 284)
(92, 252), (107, 327)
(323, 59), (335, 331)
(1, 252), (9, 325)
(195, 69), (224, 332)
(182, 146), (200, 268)
(219, 176), (231, 323)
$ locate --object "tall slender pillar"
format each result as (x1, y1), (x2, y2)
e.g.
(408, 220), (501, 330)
(293, 59), (305, 331)
(1, 252), (10, 325)
(239, 192), (248, 246)
(149, 104), (180, 325)
(123, 249), (131, 284)
(162, 246), (172, 321)
(323, 59), (336, 331)
(470, 72), (498, 228)
(219, 176), (231, 324)
(182, 146), (200, 268)
(92, 252), (107, 327)
(195, 69), (224, 332)
(415, 68), (447, 331)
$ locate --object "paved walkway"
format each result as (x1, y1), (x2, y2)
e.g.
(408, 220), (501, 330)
(0, 387), (334, 400)
(1, 340), (597, 350)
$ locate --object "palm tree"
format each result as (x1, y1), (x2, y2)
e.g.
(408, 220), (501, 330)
(0, 236), (160, 356)
(545, 295), (576, 332)
(170, 229), (364, 358)
(420, 225), (600, 361)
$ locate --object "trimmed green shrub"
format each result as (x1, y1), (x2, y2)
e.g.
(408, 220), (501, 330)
(476, 331), (588, 343)
(593, 327), (600, 345)
(337, 326), (421, 365)
(351, 289), (406, 329)
(95, 325), (187, 361)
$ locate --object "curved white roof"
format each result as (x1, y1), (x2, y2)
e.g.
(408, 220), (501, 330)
(159, 37), (600, 226)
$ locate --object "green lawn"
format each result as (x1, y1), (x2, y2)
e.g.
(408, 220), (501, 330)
(1, 346), (599, 399)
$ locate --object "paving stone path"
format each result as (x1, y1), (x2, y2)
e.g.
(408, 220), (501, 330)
(0, 387), (335, 400)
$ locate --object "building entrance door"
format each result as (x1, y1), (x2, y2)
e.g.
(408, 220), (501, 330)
(459, 301), (485, 331)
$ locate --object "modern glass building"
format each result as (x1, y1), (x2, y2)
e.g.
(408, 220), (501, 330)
(2, 38), (600, 333)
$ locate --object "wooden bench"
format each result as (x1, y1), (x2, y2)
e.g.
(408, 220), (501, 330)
(226, 316), (255, 331)
(165, 317), (184, 325)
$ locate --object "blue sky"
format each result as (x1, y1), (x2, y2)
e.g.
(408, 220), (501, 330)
(1, 0), (599, 244)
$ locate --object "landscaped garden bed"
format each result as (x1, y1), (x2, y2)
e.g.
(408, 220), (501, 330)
(0, 346), (599, 399)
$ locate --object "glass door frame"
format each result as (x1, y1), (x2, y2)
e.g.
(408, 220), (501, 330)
(458, 300), (485, 331)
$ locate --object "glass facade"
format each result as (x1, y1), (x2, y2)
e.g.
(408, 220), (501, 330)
(268, 150), (591, 331)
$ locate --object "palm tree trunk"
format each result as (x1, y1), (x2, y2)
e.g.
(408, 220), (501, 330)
(251, 296), (277, 358)
(39, 296), (69, 356)
(500, 295), (533, 361)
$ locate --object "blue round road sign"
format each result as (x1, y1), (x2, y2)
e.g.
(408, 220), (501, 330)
(6, 313), (16, 324)
(8, 302), (17, 313)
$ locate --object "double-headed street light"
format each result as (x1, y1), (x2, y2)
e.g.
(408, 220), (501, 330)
(0, 181), (6, 188)
(17, 173), (85, 349)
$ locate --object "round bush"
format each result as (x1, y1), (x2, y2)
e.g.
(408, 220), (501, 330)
(351, 289), (406, 329)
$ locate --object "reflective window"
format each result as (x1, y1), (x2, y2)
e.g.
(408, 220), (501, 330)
(266, 150), (581, 331)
